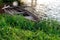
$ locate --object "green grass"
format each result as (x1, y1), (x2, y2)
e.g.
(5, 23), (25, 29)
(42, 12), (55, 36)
(0, 14), (60, 40)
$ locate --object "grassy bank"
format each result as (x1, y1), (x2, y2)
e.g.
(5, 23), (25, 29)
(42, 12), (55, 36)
(0, 14), (60, 40)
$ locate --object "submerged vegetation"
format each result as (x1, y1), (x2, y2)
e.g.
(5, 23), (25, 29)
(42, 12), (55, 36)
(0, 14), (60, 40)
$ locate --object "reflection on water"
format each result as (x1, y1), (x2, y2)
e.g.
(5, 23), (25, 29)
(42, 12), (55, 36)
(46, 0), (60, 21)
(21, 0), (60, 21)
(36, 0), (60, 21)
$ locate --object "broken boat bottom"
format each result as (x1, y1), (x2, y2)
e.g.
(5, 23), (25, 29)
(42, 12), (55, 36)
(2, 6), (40, 21)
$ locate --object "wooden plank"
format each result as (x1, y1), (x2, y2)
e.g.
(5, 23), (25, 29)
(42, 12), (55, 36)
(15, 7), (40, 21)
(3, 6), (40, 21)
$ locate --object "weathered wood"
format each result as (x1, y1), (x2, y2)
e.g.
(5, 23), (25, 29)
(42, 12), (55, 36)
(3, 6), (40, 21)
(9, 6), (40, 21)
(16, 7), (40, 21)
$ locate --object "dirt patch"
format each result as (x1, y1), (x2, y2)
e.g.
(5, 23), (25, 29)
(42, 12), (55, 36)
(0, 5), (5, 13)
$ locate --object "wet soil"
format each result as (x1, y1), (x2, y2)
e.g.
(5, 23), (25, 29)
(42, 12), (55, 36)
(0, 5), (5, 13)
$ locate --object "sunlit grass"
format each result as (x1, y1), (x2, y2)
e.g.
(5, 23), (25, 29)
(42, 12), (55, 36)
(0, 14), (60, 40)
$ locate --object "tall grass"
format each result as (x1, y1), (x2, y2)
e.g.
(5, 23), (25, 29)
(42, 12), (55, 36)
(0, 14), (60, 40)
(36, 19), (60, 36)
